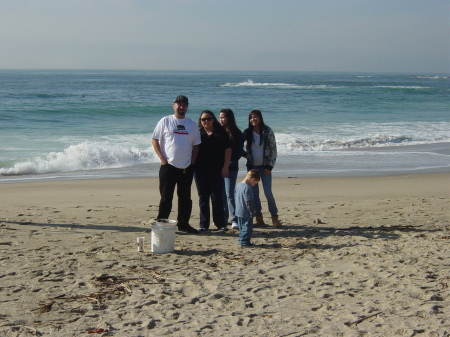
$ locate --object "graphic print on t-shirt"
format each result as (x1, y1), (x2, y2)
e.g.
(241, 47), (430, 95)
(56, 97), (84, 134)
(174, 124), (188, 135)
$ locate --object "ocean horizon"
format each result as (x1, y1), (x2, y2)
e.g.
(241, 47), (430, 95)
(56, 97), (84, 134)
(1, 70), (449, 183)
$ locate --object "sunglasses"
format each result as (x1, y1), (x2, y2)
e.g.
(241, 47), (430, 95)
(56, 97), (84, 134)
(201, 117), (213, 122)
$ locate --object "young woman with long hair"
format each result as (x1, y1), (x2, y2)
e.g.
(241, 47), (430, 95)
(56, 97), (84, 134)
(219, 109), (244, 230)
(194, 110), (231, 231)
(243, 110), (281, 228)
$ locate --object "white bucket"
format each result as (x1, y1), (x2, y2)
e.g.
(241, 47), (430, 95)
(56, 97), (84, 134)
(151, 219), (177, 254)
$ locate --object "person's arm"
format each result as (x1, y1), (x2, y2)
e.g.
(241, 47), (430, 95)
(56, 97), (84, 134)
(241, 129), (248, 158)
(222, 148), (231, 178)
(264, 127), (277, 175)
(246, 188), (255, 217)
(235, 131), (245, 159)
(191, 144), (199, 165)
(151, 138), (168, 165)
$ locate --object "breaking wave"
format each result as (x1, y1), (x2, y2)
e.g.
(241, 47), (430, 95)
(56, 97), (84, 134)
(0, 141), (156, 176)
(220, 79), (338, 89)
(2, 131), (448, 176)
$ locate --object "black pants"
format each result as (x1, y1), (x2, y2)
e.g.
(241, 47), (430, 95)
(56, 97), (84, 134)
(157, 164), (194, 227)
(194, 170), (226, 229)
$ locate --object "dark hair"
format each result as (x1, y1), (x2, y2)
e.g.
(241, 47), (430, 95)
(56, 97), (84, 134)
(220, 109), (241, 147)
(198, 110), (222, 131)
(246, 110), (266, 146)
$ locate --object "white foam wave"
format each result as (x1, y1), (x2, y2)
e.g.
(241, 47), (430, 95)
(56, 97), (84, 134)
(0, 141), (157, 176)
(275, 124), (450, 154)
(410, 75), (449, 79)
(220, 80), (336, 89)
(374, 86), (430, 90)
(2, 123), (448, 176)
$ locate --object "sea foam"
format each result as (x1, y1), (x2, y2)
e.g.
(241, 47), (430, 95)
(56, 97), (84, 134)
(0, 141), (155, 176)
(219, 80), (337, 89)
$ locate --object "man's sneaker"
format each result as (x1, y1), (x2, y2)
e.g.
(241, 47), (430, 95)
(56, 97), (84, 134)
(218, 226), (228, 232)
(177, 224), (198, 234)
(231, 222), (239, 229)
(239, 242), (254, 248)
(199, 227), (208, 232)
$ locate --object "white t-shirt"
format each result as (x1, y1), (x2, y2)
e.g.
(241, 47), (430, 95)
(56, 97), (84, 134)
(251, 131), (264, 166)
(152, 115), (201, 169)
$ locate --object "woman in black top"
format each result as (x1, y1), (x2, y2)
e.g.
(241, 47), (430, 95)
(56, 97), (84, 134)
(194, 110), (231, 231)
(219, 109), (244, 229)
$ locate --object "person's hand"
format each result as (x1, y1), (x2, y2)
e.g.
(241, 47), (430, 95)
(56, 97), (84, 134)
(160, 158), (168, 165)
(263, 168), (271, 175)
(222, 167), (229, 178)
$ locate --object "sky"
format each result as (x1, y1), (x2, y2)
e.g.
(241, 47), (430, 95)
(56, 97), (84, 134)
(1, 0), (449, 73)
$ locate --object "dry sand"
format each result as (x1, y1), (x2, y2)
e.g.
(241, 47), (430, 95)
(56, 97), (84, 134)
(0, 173), (449, 337)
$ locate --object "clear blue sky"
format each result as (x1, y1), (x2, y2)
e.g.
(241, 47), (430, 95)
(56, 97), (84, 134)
(1, 0), (449, 73)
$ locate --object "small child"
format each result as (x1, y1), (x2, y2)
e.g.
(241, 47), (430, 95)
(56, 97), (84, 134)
(234, 169), (261, 247)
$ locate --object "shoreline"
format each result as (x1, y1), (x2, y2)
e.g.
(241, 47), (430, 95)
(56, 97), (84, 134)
(1, 142), (449, 183)
(1, 162), (449, 186)
(1, 173), (449, 336)
(1, 171), (449, 198)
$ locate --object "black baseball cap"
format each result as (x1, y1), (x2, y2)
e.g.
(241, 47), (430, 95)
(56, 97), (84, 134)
(174, 95), (189, 104)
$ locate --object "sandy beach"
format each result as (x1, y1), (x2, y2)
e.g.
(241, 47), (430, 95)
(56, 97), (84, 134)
(0, 173), (449, 337)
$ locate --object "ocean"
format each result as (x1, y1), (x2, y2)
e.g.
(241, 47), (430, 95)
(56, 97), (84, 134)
(1, 70), (449, 183)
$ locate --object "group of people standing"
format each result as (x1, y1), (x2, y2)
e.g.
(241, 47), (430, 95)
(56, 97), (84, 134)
(151, 95), (281, 247)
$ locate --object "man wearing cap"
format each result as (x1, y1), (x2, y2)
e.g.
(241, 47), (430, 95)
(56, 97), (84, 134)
(151, 95), (201, 234)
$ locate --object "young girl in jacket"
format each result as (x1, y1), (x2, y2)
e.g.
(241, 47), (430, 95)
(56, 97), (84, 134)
(243, 110), (281, 228)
